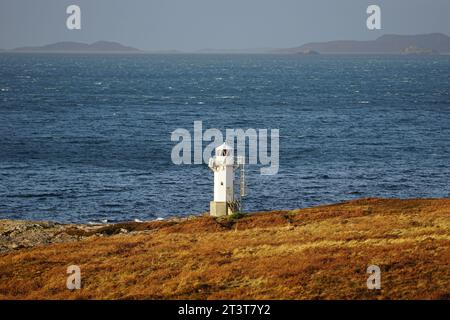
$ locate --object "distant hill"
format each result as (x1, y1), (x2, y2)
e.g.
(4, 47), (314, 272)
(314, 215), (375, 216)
(13, 41), (141, 53)
(276, 33), (450, 54)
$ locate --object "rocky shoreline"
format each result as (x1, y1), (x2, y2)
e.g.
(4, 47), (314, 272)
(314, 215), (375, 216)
(0, 220), (100, 253)
(0, 217), (192, 254)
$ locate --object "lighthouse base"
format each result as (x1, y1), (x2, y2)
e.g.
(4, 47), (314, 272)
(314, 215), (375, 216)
(210, 201), (233, 217)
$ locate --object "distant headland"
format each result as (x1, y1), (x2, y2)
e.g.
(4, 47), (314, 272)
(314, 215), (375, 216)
(10, 41), (142, 53)
(275, 33), (450, 54)
(2, 33), (449, 54)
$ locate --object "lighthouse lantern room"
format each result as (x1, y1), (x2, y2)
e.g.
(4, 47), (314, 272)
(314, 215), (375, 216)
(208, 143), (235, 217)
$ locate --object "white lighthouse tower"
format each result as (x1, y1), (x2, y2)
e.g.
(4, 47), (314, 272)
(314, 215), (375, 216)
(208, 143), (235, 217)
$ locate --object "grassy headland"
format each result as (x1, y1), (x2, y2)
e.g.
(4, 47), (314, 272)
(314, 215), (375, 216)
(0, 198), (449, 299)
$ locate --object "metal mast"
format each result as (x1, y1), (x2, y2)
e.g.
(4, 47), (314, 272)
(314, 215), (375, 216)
(236, 156), (246, 212)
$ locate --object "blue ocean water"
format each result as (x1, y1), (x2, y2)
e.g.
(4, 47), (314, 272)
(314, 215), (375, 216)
(0, 54), (449, 223)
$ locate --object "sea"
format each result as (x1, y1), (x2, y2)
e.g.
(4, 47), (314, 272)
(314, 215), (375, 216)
(0, 53), (449, 223)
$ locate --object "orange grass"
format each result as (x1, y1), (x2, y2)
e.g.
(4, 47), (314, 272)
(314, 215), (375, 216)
(0, 198), (449, 299)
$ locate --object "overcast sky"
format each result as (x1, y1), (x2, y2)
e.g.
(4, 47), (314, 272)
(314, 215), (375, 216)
(1, 0), (450, 51)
